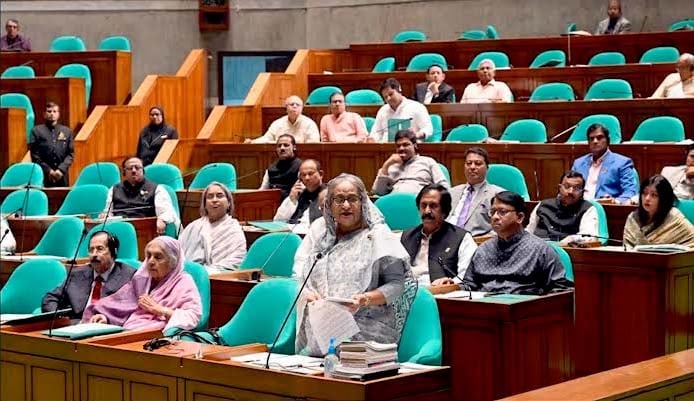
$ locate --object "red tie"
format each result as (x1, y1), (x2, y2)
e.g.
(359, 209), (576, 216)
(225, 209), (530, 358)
(92, 276), (103, 301)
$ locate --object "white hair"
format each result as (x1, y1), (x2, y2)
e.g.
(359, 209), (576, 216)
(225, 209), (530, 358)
(478, 59), (496, 69)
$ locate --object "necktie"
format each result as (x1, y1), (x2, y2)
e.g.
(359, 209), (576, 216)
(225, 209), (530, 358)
(456, 186), (475, 227)
(92, 276), (103, 301)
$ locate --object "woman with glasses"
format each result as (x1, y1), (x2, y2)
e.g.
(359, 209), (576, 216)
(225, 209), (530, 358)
(136, 106), (179, 166)
(293, 173), (417, 356)
(623, 175), (694, 249)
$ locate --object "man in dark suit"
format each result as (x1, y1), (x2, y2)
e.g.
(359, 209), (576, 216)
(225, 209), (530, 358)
(413, 64), (455, 104)
(42, 231), (135, 319)
(29, 102), (74, 187)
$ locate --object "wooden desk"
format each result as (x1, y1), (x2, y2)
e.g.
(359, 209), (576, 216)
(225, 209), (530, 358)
(499, 349), (694, 401)
(309, 63), (672, 103)
(0, 77), (87, 131)
(437, 291), (574, 400)
(0, 50), (132, 109)
(177, 189), (281, 225)
(0, 108), (27, 169)
(209, 273), (259, 327)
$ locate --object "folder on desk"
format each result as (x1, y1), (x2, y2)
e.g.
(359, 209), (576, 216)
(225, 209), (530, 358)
(1, 308), (71, 325)
(42, 323), (124, 340)
(476, 294), (539, 304)
(387, 118), (411, 142)
(248, 221), (291, 231)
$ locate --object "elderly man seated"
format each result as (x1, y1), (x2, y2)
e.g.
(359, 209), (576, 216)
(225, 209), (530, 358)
(650, 53), (694, 98)
(274, 159), (326, 226)
(245, 95), (320, 143)
(460, 59), (513, 103)
(660, 144), (694, 199)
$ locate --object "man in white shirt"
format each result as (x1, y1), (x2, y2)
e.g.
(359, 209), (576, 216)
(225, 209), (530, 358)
(650, 53), (694, 99)
(660, 144), (694, 199)
(460, 59), (513, 103)
(273, 159), (326, 225)
(245, 95), (320, 143)
(369, 78), (432, 143)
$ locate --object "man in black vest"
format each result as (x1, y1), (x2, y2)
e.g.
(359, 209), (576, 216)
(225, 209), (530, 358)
(273, 159), (326, 225)
(103, 157), (179, 235)
(400, 184), (478, 286)
(525, 170), (599, 245)
(259, 134), (302, 201)
(29, 102), (74, 187)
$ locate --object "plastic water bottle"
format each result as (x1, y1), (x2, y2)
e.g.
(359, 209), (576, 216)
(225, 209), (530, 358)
(323, 337), (339, 378)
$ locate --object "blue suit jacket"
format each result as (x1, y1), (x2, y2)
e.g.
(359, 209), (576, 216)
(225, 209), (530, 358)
(571, 150), (638, 203)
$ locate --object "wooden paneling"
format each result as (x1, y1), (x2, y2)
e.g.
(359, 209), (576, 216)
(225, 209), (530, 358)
(177, 189), (281, 226)
(0, 108), (27, 170)
(0, 51), (132, 110)
(0, 77), (87, 132)
(79, 363), (177, 401)
(308, 49), (352, 74)
(1, 351), (75, 401)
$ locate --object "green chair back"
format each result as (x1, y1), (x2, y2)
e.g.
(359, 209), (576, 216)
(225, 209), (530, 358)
(548, 242), (574, 282)
(530, 50), (566, 68)
(446, 124), (489, 142)
(393, 30), (427, 43)
(427, 114), (443, 142)
(406, 53), (447, 72)
(1, 188), (48, 216)
(486, 25), (499, 39)
(239, 232), (302, 277)
(32, 216), (85, 258)
(372, 57), (396, 73)
(189, 163), (237, 190)
(1, 66), (36, 78)
(639, 46), (679, 63)
(345, 89), (384, 105)
(398, 287), (442, 365)
(56, 184), (108, 218)
(78, 221), (139, 260)
(49, 35), (86, 52)
(631, 116), (685, 142)
(55, 63), (92, 107)
(74, 162), (120, 187)
(633, 168), (641, 190)
(374, 192), (421, 230)
(568, 114), (622, 144)
(216, 278), (298, 354)
(458, 30), (487, 40)
(468, 51), (510, 70)
(587, 200), (609, 245)
(529, 82), (576, 102)
(144, 163), (184, 190)
(438, 163), (451, 185)
(98, 35), (131, 52)
(0, 93), (35, 141)
(306, 86), (341, 105)
(0, 259), (67, 314)
(676, 200), (694, 224)
(566, 23), (577, 33)
(487, 164), (530, 201)
(588, 51), (626, 66)
(500, 119), (547, 143)
(584, 79), (632, 100)
(183, 260), (210, 331)
(668, 19), (694, 32)
(363, 117), (376, 133)
(159, 184), (181, 239)
(0, 162), (43, 187)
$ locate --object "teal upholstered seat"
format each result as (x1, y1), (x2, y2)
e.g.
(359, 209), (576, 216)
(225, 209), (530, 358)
(363, 117), (376, 132)
(56, 184), (108, 218)
(0, 188), (48, 216)
(588, 51), (626, 66)
(0, 259), (67, 314)
(393, 30), (427, 43)
(1, 162), (43, 187)
(530, 50), (566, 68)
(239, 232), (302, 277)
(548, 242), (574, 281)
(584, 79), (633, 100)
(500, 119), (547, 143)
(55, 63), (92, 107)
(31, 216), (85, 258)
(306, 86), (341, 105)
(183, 260), (211, 331)
(676, 200), (694, 223)
(0, 93), (35, 141)
(486, 25), (499, 39)
(567, 114), (622, 144)
(372, 57), (396, 73)
(406, 53), (447, 72)
(78, 221), (139, 260)
(374, 192), (421, 230)
(98, 35), (131, 52)
(74, 162), (120, 187)
(588, 200), (609, 245)
(458, 30), (487, 40)
(345, 89), (384, 105)
(1, 66), (36, 78)
(446, 124), (488, 142)
(144, 163), (184, 190)
(631, 116), (685, 142)
(49, 35), (86, 52)
(487, 164), (530, 201)
(529, 82), (576, 102)
(668, 19), (694, 32)
(427, 114), (443, 142)
(398, 287), (442, 365)
(159, 184), (181, 239)
(189, 163), (237, 190)
(468, 51), (510, 70)
(639, 46), (679, 64)
(438, 163), (451, 185)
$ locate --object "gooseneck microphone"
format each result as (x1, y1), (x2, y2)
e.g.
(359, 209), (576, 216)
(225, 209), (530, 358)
(573, 233), (627, 252)
(18, 164), (38, 260)
(437, 255), (465, 283)
(265, 252), (323, 369)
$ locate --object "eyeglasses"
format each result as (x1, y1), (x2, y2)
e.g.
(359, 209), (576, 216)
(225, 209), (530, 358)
(332, 195), (361, 205)
(560, 184), (585, 193)
(488, 208), (516, 217)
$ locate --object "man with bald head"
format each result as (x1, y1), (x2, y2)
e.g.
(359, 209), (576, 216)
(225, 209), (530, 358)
(460, 59), (513, 103)
(245, 95), (320, 143)
(651, 53), (694, 98)
(595, 0), (631, 35)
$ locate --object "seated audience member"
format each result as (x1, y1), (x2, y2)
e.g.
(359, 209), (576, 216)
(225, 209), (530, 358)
(42, 231), (136, 319)
(103, 157), (179, 235)
(274, 159), (326, 225)
(179, 182), (247, 275)
(245, 95), (319, 143)
(462, 191), (574, 294)
(660, 144), (694, 199)
(1, 19), (31, 51)
(370, 78), (433, 142)
(136, 106), (179, 166)
(372, 129), (449, 196)
(294, 174), (416, 356)
(30, 102), (74, 187)
(623, 175), (694, 248)
(84, 237), (202, 331)
(319, 92), (368, 142)
(413, 64), (455, 104)
(650, 53), (694, 98)
(571, 123), (637, 204)
(447, 147), (505, 236)
(401, 184), (477, 285)
(259, 134), (302, 201)
(0, 218), (16, 255)
(460, 59), (513, 103)
(526, 170), (599, 245)
(595, 0), (631, 35)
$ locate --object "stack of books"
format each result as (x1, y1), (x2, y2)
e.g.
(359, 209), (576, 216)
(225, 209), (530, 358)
(333, 341), (400, 380)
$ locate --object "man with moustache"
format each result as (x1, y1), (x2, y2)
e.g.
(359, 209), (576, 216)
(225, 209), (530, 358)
(259, 134), (303, 201)
(413, 64), (455, 104)
(526, 171), (599, 245)
(372, 129), (448, 196)
(42, 231), (135, 319)
(595, 0), (631, 35)
(460, 59), (513, 103)
(245, 95), (319, 143)
(401, 184), (477, 285)
(29, 102), (74, 187)
(319, 92), (368, 142)
(273, 159), (326, 225)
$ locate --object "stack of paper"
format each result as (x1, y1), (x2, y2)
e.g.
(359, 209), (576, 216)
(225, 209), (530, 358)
(333, 341), (400, 380)
(42, 323), (124, 340)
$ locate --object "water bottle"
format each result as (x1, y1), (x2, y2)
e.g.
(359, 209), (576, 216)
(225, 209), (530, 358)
(323, 337), (339, 378)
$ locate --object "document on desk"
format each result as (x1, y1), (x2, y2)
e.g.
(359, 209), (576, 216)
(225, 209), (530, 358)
(435, 291), (486, 299)
(308, 299), (360, 354)
(42, 323), (124, 340)
(231, 352), (324, 374)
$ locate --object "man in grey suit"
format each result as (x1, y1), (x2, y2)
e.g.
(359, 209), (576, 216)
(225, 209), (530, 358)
(446, 147), (505, 236)
(42, 231), (135, 319)
(595, 0), (631, 35)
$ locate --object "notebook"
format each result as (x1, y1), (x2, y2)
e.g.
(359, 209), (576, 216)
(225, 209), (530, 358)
(248, 221), (291, 232)
(387, 118), (412, 142)
(42, 323), (124, 340)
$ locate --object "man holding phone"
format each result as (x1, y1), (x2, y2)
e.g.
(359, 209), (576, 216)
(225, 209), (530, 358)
(273, 159), (325, 225)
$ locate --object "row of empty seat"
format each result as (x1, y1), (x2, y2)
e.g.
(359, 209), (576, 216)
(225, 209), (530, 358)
(47, 35), (131, 52)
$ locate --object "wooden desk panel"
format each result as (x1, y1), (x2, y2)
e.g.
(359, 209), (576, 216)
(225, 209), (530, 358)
(0, 77), (87, 132)
(177, 189), (281, 226)
(0, 51), (132, 109)
(208, 274), (258, 327)
(0, 108), (27, 169)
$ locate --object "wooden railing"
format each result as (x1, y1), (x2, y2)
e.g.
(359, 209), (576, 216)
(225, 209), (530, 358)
(0, 108), (26, 171)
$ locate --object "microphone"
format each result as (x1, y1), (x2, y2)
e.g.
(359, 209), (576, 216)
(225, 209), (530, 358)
(17, 164), (38, 261)
(0, 228), (10, 246)
(265, 252), (323, 369)
(20, 60), (34, 66)
(549, 124), (578, 142)
(47, 228), (89, 337)
(533, 170), (540, 199)
(571, 233), (626, 251)
(436, 255), (465, 283)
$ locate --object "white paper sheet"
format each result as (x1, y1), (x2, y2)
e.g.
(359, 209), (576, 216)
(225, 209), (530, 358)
(308, 299), (360, 354)
(434, 290), (487, 299)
